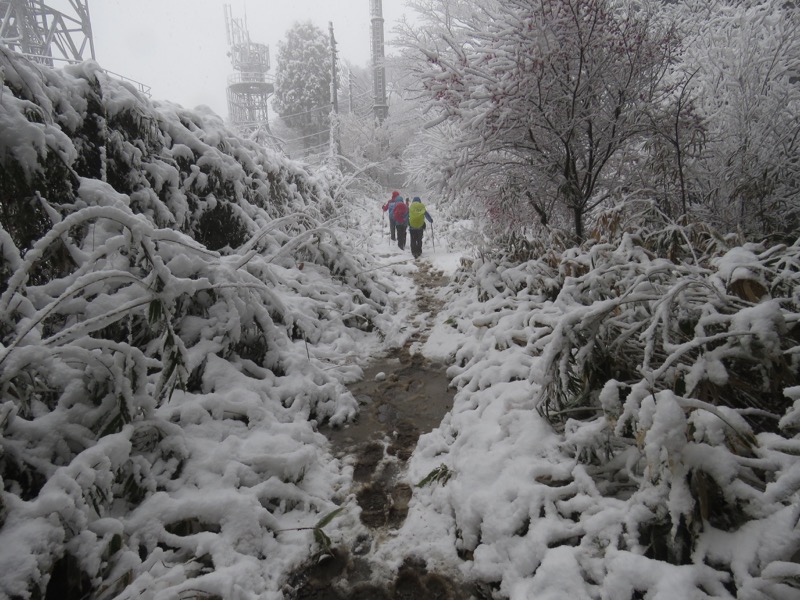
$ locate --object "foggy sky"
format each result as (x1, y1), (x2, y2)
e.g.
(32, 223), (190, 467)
(89, 0), (409, 119)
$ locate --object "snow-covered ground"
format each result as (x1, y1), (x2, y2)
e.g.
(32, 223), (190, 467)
(0, 49), (433, 600)
(377, 231), (800, 600)
(1, 46), (798, 600)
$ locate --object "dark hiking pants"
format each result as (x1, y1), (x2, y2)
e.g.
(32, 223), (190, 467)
(396, 225), (407, 250)
(410, 226), (424, 258)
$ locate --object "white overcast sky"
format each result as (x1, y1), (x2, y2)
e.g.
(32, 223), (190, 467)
(88, 0), (411, 119)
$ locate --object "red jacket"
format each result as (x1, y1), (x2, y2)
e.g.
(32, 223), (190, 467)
(382, 191), (401, 212)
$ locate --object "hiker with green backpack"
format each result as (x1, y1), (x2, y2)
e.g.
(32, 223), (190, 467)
(408, 197), (433, 259)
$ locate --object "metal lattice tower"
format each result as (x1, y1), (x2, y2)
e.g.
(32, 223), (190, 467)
(224, 4), (273, 135)
(369, 0), (388, 123)
(0, 0), (94, 65)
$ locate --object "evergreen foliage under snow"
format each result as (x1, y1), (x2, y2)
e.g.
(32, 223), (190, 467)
(0, 48), (394, 599)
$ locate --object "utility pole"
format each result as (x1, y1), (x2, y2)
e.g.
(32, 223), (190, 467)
(328, 21), (339, 158)
(329, 21), (339, 114)
(348, 70), (354, 115)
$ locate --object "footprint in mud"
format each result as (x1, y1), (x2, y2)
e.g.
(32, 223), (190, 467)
(325, 348), (451, 528)
(286, 553), (482, 600)
(352, 441), (384, 483)
(331, 262), (453, 532)
(354, 480), (413, 529)
(285, 262), (486, 600)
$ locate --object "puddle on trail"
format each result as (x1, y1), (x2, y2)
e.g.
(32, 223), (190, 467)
(326, 260), (455, 470)
(327, 350), (454, 460)
(285, 263), (490, 600)
(326, 346), (454, 530)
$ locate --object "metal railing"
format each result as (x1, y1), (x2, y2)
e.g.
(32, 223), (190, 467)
(103, 68), (151, 97)
(227, 71), (275, 87)
(7, 50), (151, 97)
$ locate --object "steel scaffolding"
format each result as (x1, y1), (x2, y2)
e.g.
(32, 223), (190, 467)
(0, 0), (94, 65)
(224, 4), (273, 135)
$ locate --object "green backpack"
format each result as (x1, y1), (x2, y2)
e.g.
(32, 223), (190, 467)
(409, 202), (427, 228)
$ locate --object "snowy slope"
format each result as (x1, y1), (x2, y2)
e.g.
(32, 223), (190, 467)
(0, 48), (400, 599)
(383, 220), (800, 599)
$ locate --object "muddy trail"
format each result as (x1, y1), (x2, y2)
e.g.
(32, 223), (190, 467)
(285, 262), (486, 600)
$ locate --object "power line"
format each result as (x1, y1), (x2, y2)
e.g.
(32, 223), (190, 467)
(275, 102), (333, 120)
(279, 128), (331, 144)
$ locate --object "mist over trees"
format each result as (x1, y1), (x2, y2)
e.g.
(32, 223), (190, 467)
(272, 21), (332, 152)
(334, 57), (429, 187)
(394, 0), (800, 244)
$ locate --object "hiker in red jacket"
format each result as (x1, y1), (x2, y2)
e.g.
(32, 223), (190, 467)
(382, 191), (402, 241)
(392, 197), (409, 250)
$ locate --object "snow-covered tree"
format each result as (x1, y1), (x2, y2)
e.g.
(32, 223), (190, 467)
(670, 0), (800, 238)
(272, 21), (332, 151)
(333, 56), (427, 187)
(401, 0), (681, 241)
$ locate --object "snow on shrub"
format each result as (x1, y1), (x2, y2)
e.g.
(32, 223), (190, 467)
(0, 49), (394, 599)
(392, 203), (800, 598)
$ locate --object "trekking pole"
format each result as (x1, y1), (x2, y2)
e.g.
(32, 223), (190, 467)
(431, 223), (436, 253)
(382, 208), (385, 238)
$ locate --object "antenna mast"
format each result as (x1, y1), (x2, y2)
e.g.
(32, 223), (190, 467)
(369, 0), (388, 123)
